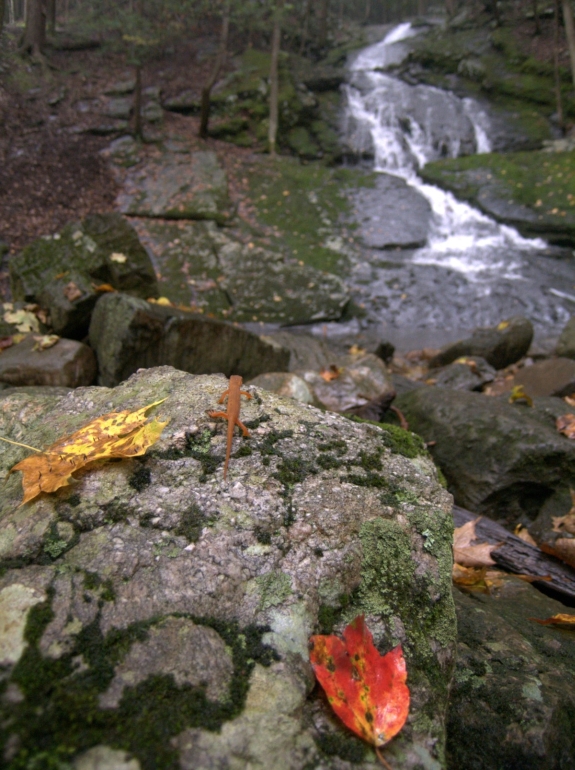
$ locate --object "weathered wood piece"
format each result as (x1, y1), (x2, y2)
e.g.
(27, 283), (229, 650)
(453, 505), (575, 601)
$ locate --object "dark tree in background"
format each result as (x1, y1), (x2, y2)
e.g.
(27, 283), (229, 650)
(199, 0), (231, 140)
(20, 0), (47, 56)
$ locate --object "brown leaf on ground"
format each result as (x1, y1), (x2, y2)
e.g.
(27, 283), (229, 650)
(514, 523), (538, 546)
(529, 614), (575, 627)
(319, 365), (342, 382)
(557, 413), (575, 439)
(552, 489), (575, 535)
(0, 336), (14, 351)
(540, 539), (575, 570)
(92, 283), (117, 293)
(9, 399), (169, 505)
(453, 518), (500, 568)
(32, 335), (60, 351)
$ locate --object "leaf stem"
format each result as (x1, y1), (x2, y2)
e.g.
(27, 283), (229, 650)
(375, 747), (394, 770)
(0, 436), (41, 452)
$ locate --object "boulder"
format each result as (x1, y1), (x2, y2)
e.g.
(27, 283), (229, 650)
(89, 292), (291, 386)
(0, 335), (97, 388)
(117, 150), (233, 224)
(350, 174), (432, 250)
(430, 356), (496, 392)
(556, 315), (575, 359)
(396, 387), (575, 527)
(102, 97), (132, 120)
(10, 214), (159, 305)
(448, 580), (575, 770)
(512, 357), (575, 398)
(246, 372), (316, 405)
(429, 317), (534, 370)
(38, 271), (100, 339)
(0, 367), (456, 769)
(260, 331), (346, 372)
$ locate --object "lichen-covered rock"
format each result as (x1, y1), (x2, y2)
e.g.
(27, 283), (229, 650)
(396, 387), (575, 527)
(0, 335), (97, 388)
(448, 580), (575, 770)
(89, 293), (291, 386)
(0, 366), (455, 770)
(429, 316), (533, 370)
(556, 315), (575, 359)
(431, 356), (496, 392)
(10, 214), (159, 304)
(117, 150), (233, 224)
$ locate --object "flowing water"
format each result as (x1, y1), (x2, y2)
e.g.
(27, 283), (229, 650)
(335, 23), (575, 349)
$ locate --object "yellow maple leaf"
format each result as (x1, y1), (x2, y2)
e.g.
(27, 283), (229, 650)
(9, 399), (168, 505)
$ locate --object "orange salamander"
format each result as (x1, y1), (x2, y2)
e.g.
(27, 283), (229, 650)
(208, 375), (252, 479)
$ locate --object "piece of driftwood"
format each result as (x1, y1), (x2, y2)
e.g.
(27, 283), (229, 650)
(453, 505), (575, 601)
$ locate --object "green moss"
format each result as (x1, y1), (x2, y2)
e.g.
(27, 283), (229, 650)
(5, 594), (277, 770)
(174, 503), (211, 543)
(128, 464), (152, 492)
(346, 415), (426, 459)
(317, 439), (347, 455)
(255, 570), (292, 610)
(313, 729), (367, 763)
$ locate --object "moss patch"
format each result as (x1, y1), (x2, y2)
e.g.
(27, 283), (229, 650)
(4, 595), (277, 770)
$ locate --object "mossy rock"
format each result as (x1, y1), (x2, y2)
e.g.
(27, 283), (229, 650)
(0, 367), (457, 769)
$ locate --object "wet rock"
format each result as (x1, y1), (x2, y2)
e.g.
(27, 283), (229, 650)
(0, 366), (455, 769)
(260, 331), (345, 372)
(448, 580), (575, 770)
(100, 135), (141, 169)
(298, 352), (395, 414)
(430, 356), (496, 391)
(556, 315), (575, 359)
(117, 150), (232, 223)
(0, 335), (97, 388)
(38, 271), (100, 339)
(245, 372), (316, 405)
(528, 485), (575, 569)
(350, 174), (432, 249)
(512, 357), (575, 398)
(10, 213), (158, 304)
(396, 387), (575, 527)
(429, 317), (534, 370)
(89, 292), (290, 386)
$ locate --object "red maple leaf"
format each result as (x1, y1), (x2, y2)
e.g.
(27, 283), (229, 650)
(310, 615), (409, 766)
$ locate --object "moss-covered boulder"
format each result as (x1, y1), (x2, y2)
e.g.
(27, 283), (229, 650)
(89, 292), (291, 386)
(396, 387), (575, 528)
(9, 214), (158, 308)
(0, 366), (455, 770)
(117, 150), (232, 224)
(448, 580), (575, 769)
(556, 315), (575, 359)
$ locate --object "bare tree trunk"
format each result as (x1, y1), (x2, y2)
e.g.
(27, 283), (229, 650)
(199, 0), (230, 139)
(418, 0), (427, 14)
(133, 63), (142, 139)
(9, 0), (16, 25)
(20, 0), (47, 57)
(47, 0), (55, 33)
(532, 0), (541, 34)
(268, 0), (283, 156)
(562, 0), (575, 86)
(364, 0), (371, 22)
(0, 0), (5, 38)
(554, 0), (565, 131)
(64, 0), (68, 22)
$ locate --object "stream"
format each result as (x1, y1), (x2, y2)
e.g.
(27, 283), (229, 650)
(324, 23), (575, 350)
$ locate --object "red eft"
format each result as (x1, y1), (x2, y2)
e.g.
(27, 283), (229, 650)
(208, 375), (252, 479)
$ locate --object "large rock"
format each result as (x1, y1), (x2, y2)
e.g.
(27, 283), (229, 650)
(556, 315), (575, 359)
(10, 214), (158, 309)
(429, 317), (534, 370)
(0, 335), (97, 388)
(396, 387), (575, 527)
(0, 367), (455, 769)
(350, 174), (432, 250)
(117, 150), (233, 224)
(448, 580), (575, 770)
(133, 220), (349, 325)
(89, 292), (291, 386)
(512, 357), (575, 398)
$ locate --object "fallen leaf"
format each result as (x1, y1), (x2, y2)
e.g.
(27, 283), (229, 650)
(540, 539), (575, 569)
(453, 518), (499, 568)
(92, 283), (116, 293)
(0, 336), (14, 351)
(349, 345), (366, 356)
(3, 309), (40, 334)
(557, 414), (575, 439)
(565, 395), (575, 407)
(509, 385), (533, 407)
(454, 357), (478, 373)
(310, 615), (409, 761)
(63, 282), (83, 302)
(9, 399), (169, 505)
(514, 523), (538, 546)
(110, 252), (128, 263)
(32, 335), (60, 351)
(320, 365), (343, 382)
(497, 320), (510, 331)
(53, 271), (69, 280)
(147, 296), (173, 306)
(551, 489), (575, 535)
(529, 614), (575, 627)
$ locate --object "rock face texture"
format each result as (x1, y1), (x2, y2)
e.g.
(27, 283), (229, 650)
(88, 293), (291, 386)
(448, 580), (575, 770)
(396, 388), (575, 527)
(0, 335), (97, 388)
(0, 367), (455, 770)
